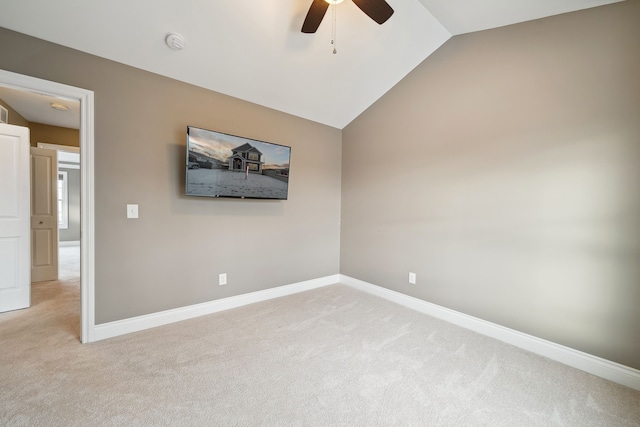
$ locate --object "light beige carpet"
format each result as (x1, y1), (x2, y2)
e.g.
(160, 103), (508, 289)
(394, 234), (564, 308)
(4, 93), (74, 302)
(1, 253), (639, 426)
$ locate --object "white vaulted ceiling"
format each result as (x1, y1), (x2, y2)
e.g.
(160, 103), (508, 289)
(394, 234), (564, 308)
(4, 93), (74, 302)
(0, 0), (623, 129)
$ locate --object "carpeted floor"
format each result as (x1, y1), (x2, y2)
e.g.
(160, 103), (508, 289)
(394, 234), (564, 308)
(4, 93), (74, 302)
(1, 249), (639, 426)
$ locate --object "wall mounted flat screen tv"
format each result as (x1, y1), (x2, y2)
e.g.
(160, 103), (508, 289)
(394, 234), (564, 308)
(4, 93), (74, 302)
(186, 126), (291, 200)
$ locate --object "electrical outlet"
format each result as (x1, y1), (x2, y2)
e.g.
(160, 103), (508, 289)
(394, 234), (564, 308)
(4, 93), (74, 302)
(219, 273), (227, 286)
(409, 272), (416, 285)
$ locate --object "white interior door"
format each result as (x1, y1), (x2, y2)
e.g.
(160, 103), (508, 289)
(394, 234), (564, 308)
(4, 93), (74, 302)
(30, 147), (58, 282)
(0, 124), (31, 313)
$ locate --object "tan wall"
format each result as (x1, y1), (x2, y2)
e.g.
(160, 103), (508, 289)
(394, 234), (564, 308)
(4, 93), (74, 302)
(0, 28), (342, 324)
(342, 2), (640, 369)
(0, 97), (30, 127)
(29, 122), (79, 148)
(0, 97), (79, 146)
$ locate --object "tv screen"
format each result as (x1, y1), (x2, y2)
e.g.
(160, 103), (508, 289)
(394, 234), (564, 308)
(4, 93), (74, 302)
(185, 126), (291, 200)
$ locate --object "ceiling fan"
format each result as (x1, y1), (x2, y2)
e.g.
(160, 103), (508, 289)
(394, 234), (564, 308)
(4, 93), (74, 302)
(302, 0), (394, 33)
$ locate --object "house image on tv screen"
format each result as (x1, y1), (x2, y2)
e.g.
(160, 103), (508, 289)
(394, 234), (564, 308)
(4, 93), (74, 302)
(228, 143), (263, 173)
(185, 126), (291, 200)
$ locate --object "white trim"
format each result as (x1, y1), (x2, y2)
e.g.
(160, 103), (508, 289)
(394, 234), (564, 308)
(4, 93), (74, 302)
(0, 69), (96, 344)
(59, 162), (80, 170)
(57, 170), (69, 230)
(80, 88), (96, 343)
(59, 240), (80, 247)
(0, 105), (8, 123)
(37, 142), (79, 153)
(340, 275), (640, 391)
(93, 274), (340, 342)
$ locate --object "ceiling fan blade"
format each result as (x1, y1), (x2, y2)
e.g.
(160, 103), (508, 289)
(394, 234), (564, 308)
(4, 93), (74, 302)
(352, 0), (394, 25)
(302, 0), (330, 33)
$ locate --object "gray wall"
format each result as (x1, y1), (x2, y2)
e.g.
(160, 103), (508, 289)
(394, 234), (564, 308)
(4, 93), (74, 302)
(342, 1), (640, 369)
(59, 167), (81, 242)
(0, 28), (342, 324)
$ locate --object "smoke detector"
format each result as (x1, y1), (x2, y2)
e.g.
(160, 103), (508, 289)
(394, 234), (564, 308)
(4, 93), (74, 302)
(165, 33), (185, 50)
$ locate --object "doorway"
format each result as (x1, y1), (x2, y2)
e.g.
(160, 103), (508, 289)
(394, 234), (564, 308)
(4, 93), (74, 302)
(37, 143), (81, 284)
(0, 70), (95, 343)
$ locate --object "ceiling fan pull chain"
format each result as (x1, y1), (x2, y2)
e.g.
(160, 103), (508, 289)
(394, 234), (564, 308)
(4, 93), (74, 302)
(331, 1), (337, 54)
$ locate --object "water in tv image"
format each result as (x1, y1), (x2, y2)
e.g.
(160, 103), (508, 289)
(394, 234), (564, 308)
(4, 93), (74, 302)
(186, 126), (291, 200)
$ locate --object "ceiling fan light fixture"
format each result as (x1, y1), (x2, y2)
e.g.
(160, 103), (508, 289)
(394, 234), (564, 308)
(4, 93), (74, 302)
(303, 0), (393, 34)
(50, 102), (69, 111)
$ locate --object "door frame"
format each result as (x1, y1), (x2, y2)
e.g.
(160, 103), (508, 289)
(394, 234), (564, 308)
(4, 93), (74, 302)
(0, 69), (96, 343)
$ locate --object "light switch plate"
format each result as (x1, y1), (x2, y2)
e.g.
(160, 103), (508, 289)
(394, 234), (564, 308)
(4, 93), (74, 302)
(127, 204), (139, 219)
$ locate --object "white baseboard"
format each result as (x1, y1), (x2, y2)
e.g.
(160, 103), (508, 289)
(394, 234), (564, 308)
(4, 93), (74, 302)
(92, 274), (340, 342)
(59, 240), (80, 247)
(91, 272), (640, 391)
(340, 275), (640, 392)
